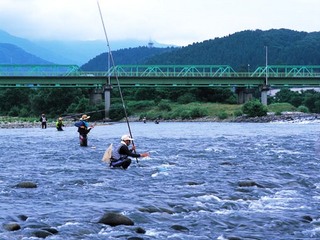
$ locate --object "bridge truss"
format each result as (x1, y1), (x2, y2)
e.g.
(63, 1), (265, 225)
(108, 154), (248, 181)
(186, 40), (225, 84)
(0, 64), (320, 88)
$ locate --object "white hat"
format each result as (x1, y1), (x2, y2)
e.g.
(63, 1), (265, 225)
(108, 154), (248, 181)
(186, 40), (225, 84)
(80, 114), (90, 120)
(121, 134), (134, 141)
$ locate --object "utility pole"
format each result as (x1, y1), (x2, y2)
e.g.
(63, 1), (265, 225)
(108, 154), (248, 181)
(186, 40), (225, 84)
(261, 46), (269, 105)
(265, 46), (268, 86)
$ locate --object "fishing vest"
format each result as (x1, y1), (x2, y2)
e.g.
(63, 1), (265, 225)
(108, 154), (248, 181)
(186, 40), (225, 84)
(112, 143), (127, 160)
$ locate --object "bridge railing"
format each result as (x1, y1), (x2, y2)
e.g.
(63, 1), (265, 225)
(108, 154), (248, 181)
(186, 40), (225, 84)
(0, 64), (80, 76)
(2, 64), (320, 78)
(106, 65), (240, 77)
(252, 65), (320, 77)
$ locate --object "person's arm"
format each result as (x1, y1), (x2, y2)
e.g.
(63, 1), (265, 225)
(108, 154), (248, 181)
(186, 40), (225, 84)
(120, 145), (149, 158)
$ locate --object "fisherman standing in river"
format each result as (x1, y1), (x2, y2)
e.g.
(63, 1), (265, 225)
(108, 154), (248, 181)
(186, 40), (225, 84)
(110, 134), (149, 169)
(75, 114), (94, 147)
(56, 117), (64, 131)
(40, 113), (47, 129)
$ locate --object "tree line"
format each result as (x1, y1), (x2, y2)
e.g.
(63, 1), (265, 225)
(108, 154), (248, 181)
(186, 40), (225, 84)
(0, 88), (104, 120)
(1, 87), (319, 121)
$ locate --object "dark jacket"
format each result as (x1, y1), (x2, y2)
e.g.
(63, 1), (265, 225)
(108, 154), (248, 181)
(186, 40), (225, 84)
(113, 143), (141, 160)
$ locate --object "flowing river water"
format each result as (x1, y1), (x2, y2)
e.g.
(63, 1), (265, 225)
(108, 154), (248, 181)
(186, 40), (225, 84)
(1, 121), (320, 239)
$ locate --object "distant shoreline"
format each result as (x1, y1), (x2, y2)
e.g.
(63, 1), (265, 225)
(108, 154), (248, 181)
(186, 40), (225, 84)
(1, 112), (319, 129)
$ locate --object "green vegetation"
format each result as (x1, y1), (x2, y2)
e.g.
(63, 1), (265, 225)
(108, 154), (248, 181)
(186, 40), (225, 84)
(269, 88), (320, 113)
(242, 100), (268, 117)
(267, 103), (296, 113)
(1, 87), (320, 122)
(0, 88), (104, 121)
(0, 116), (39, 123)
(125, 101), (241, 121)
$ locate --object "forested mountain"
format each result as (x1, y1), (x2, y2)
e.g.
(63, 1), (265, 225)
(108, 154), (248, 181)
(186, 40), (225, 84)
(82, 29), (320, 72)
(0, 43), (51, 64)
(81, 46), (176, 71)
(145, 29), (320, 71)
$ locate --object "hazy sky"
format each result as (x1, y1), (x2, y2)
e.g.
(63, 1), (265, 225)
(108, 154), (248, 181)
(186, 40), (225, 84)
(0, 0), (319, 46)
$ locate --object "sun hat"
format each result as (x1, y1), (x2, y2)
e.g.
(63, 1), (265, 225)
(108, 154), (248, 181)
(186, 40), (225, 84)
(58, 117), (63, 121)
(80, 114), (90, 120)
(121, 134), (134, 141)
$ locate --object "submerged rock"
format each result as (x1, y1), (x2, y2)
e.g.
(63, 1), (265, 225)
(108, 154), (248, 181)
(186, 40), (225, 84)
(227, 236), (242, 240)
(238, 180), (264, 188)
(98, 212), (134, 226)
(32, 230), (53, 238)
(186, 181), (204, 186)
(301, 215), (313, 223)
(41, 227), (59, 234)
(138, 206), (174, 214)
(135, 227), (146, 234)
(17, 214), (28, 221)
(171, 224), (189, 232)
(15, 181), (37, 188)
(3, 222), (21, 231)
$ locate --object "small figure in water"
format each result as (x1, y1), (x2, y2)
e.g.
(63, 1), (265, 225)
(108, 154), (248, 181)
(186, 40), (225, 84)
(143, 117), (147, 123)
(154, 118), (159, 124)
(40, 113), (47, 129)
(110, 134), (149, 169)
(76, 114), (94, 147)
(56, 117), (65, 131)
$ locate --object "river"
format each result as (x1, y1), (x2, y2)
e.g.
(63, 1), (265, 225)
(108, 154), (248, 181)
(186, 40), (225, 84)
(1, 121), (320, 239)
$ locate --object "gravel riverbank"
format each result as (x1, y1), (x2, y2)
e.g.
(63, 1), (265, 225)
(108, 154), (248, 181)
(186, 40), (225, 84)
(1, 112), (319, 129)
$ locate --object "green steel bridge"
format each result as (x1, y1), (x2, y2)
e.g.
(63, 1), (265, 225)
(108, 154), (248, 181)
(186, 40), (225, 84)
(0, 64), (320, 88)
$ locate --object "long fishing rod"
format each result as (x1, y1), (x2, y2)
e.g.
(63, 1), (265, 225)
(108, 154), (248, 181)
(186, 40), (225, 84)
(96, 0), (139, 163)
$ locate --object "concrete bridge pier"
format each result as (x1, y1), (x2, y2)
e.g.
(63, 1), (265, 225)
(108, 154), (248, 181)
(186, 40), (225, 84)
(260, 85), (270, 105)
(89, 85), (112, 119)
(90, 88), (103, 104)
(104, 85), (113, 119)
(235, 87), (253, 104)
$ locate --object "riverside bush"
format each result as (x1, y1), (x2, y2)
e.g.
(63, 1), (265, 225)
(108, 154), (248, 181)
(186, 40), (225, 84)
(297, 105), (309, 113)
(218, 111), (228, 120)
(233, 110), (243, 117)
(190, 108), (208, 118)
(157, 101), (172, 111)
(242, 100), (267, 117)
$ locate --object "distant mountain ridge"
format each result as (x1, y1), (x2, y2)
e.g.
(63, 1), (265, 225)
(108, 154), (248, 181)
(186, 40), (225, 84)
(0, 29), (172, 65)
(0, 43), (51, 64)
(0, 30), (71, 64)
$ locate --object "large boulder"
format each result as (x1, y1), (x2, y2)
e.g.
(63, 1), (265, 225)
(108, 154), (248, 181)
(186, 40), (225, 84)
(98, 212), (134, 226)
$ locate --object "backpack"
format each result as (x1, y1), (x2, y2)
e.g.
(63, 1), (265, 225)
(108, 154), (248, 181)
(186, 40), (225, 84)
(74, 121), (84, 127)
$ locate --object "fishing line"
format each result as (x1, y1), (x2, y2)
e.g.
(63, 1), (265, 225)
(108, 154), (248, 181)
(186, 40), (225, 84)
(96, 0), (139, 162)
